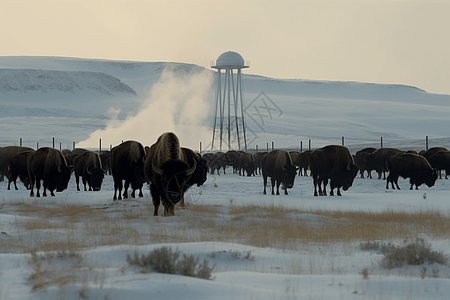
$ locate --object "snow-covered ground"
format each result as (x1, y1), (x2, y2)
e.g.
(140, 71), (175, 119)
(1, 56), (450, 299)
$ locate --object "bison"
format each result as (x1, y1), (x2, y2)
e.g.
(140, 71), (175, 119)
(354, 147), (377, 178)
(28, 147), (72, 197)
(308, 145), (359, 196)
(298, 150), (312, 176)
(426, 150), (450, 179)
(144, 132), (196, 216)
(73, 150), (104, 192)
(110, 141), (146, 200)
(261, 150), (298, 195)
(0, 146), (35, 182)
(238, 152), (257, 176)
(386, 153), (437, 190)
(364, 148), (404, 179)
(6, 150), (34, 190)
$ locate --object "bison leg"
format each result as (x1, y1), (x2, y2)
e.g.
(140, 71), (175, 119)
(271, 178), (276, 195)
(113, 179), (123, 200)
(75, 175), (81, 191)
(263, 174), (268, 194)
(82, 177), (88, 191)
(138, 188), (143, 198)
(35, 180), (41, 197)
(122, 181), (130, 199)
(337, 188), (342, 196)
(321, 177), (328, 196)
(312, 174), (319, 197)
(150, 184), (160, 216)
(276, 181), (281, 195)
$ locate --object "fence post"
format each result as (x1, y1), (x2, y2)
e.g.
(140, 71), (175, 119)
(20, 138), (22, 147)
(426, 136), (428, 150)
(309, 139), (311, 151)
(200, 142), (202, 155)
(256, 145), (258, 152)
(272, 142), (274, 151)
(381, 137), (383, 148)
(73, 142), (76, 150)
(60, 142), (61, 151)
(300, 141), (303, 153)
(37, 142), (39, 150)
(52, 137), (55, 148)
(342, 136), (344, 146)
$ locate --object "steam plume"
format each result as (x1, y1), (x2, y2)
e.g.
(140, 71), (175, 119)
(78, 65), (213, 150)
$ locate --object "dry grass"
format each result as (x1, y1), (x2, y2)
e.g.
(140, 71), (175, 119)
(2, 200), (450, 253)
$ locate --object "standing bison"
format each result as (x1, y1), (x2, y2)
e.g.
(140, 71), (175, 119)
(144, 132), (196, 216)
(28, 147), (72, 197)
(386, 153), (437, 190)
(110, 141), (146, 200)
(308, 145), (359, 196)
(0, 146), (35, 181)
(261, 150), (298, 195)
(354, 147), (377, 178)
(73, 150), (104, 192)
(7, 150), (35, 190)
(364, 148), (405, 180)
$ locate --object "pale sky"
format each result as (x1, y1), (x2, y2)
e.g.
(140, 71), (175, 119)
(1, 0), (449, 94)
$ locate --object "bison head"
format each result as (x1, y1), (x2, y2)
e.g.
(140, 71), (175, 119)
(341, 162), (359, 191)
(280, 164), (298, 190)
(424, 168), (438, 188)
(55, 164), (72, 192)
(86, 166), (104, 191)
(152, 159), (196, 204)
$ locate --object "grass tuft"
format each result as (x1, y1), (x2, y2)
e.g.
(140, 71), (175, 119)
(126, 246), (215, 280)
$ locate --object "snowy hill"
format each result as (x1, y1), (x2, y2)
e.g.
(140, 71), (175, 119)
(0, 56), (449, 151)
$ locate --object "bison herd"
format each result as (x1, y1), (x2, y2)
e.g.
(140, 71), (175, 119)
(0, 135), (448, 216)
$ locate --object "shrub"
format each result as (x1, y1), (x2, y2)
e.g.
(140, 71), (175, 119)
(379, 238), (448, 269)
(126, 247), (215, 280)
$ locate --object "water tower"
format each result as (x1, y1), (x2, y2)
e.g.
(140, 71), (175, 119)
(210, 51), (250, 151)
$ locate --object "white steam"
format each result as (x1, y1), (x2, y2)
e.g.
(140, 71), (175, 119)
(78, 66), (214, 150)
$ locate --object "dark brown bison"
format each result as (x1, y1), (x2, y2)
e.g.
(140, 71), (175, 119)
(225, 150), (242, 174)
(204, 152), (228, 175)
(386, 153), (437, 190)
(144, 132), (196, 216)
(298, 150), (312, 176)
(354, 147), (377, 178)
(6, 150), (34, 190)
(262, 150), (298, 195)
(254, 152), (267, 175)
(0, 146), (35, 181)
(110, 141), (146, 200)
(28, 147), (72, 197)
(308, 145), (359, 196)
(364, 148), (404, 179)
(73, 150), (104, 191)
(426, 150), (450, 179)
(238, 152), (257, 176)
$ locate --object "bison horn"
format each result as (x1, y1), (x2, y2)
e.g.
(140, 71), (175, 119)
(346, 162), (352, 171)
(152, 160), (164, 175)
(186, 158), (197, 176)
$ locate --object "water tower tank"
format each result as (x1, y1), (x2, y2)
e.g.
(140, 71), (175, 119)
(211, 51), (249, 69)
